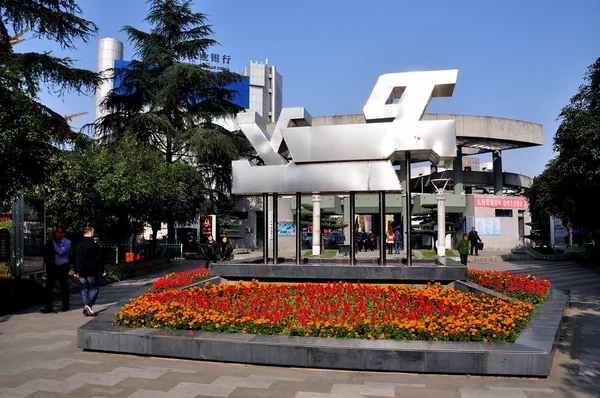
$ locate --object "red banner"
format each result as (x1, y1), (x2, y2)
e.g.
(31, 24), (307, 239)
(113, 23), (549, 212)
(475, 197), (526, 209)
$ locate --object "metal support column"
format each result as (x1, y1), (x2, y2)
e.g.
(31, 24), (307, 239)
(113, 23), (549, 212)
(493, 150), (503, 196)
(272, 193), (278, 264)
(349, 192), (356, 265)
(453, 145), (463, 194)
(378, 191), (386, 265)
(262, 193), (269, 264)
(295, 192), (302, 265)
(404, 152), (412, 266)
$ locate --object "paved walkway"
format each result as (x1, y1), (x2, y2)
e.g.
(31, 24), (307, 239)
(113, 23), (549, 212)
(1, 259), (599, 397)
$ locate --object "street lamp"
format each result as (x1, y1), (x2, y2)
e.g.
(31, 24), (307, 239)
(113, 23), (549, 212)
(431, 178), (450, 257)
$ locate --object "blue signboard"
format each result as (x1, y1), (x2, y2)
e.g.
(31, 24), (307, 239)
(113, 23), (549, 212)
(112, 60), (250, 109)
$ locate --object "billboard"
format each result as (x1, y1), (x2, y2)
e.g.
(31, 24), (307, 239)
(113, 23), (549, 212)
(12, 195), (46, 276)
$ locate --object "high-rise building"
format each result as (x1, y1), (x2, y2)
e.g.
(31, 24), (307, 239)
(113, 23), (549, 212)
(243, 61), (282, 123)
(94, 38), (124, 123)
(93, 38), (283, 130)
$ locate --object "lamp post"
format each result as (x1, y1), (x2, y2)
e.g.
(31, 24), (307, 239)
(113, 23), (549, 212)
(431, 179), (450, 257)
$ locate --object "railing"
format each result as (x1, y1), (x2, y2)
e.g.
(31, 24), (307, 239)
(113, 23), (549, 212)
(99, 243), (183, 265)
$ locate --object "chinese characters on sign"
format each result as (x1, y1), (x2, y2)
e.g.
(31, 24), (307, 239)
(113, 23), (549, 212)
(474, 197), (526, 209)
(200, 53), (232, 72)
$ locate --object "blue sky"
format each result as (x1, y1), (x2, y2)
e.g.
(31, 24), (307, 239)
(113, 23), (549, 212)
(15, 0), (600, 176)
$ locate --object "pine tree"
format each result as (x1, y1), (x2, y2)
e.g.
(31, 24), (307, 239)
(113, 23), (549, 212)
(300, 204), (347, 253)
(0, 0), (100, 209)
(94, 0), (252, 240)
(412, 204), (454, 251)
(218, 215), (242, 240)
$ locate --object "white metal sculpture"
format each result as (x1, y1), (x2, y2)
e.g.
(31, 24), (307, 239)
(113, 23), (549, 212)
(232, 70), (458, 195)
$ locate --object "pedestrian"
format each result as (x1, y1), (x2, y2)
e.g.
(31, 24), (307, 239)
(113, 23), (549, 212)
(457, 233), (470, 265)
(74, 227), (103, 317)
(219, 236), (233, 261)
(468, 227), (483, 256)
(393, 227), (402, 254)
(386, 229), (395, 255)
(41, 226), (72, 313)
(205, 235), (218, 267)
(367, 229), (376, 251)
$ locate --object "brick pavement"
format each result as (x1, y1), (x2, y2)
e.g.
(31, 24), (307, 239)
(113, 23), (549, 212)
(1, 258), (599, 397)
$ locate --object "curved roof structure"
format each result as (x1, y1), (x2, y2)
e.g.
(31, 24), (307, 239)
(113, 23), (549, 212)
(271, 113), (544, 156)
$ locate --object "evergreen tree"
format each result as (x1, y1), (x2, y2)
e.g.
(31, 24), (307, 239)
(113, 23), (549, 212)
(412, 204), (454, 251)
(0, 0), (100, 209)
(300, 204), (347, 253)
(218, 215), (242, 240)
(94, 0), (252, 240)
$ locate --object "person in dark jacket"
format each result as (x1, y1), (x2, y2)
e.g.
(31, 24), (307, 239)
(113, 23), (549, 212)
(468, 227), (483, 256)
(219, 236), (234, 261)
(41, 226), (71, 313)
(204, 235), (218, 267)
(74, 227), (103, 316)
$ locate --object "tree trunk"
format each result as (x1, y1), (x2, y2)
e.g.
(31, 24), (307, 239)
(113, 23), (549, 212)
(167, 217), (176, 244)
(151, 223), (159, 259)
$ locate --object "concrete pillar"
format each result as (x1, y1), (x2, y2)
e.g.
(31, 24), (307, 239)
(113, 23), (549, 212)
(453, 146), (463, 194)
(312, 194), (322, 255)
(493, 150), (503, 196)
(436, 192), (446, 256)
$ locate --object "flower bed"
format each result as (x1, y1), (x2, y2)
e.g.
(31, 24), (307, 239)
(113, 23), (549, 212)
(114, 281), (534, 343)
(467, 269), (550, 305)
(150, 268), (210, 292)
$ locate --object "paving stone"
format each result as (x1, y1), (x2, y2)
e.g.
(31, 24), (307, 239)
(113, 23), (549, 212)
(460, 389), (528, 398)
(128, 390), (194, 398)
(0, 358), (102, 376)
(0, 388), (36, 398)
(0, 330), (76, 343)
(295, 393), (362, 398)
(66, 372), (129, 386)
(364, 381), (426, 388)
(16, 378), (85, 394)
(330, 383), (395, 397)
(169, 382), (236, 397)
(0, 341), (71, 356)
(210, 375), (274, 389)
(489, 387), (556, 393)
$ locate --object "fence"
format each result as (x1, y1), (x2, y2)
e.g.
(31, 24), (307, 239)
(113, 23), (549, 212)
(99, 243), (183, 265)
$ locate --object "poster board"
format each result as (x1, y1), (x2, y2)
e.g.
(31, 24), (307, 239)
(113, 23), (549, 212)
(475, 217), (501, 236)
(277, 220), (296, 237)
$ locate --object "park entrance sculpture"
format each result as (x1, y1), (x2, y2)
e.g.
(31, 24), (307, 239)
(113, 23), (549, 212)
(232, 70), (459, 265)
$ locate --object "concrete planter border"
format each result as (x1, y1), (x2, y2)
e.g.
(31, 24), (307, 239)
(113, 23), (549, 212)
(78, 271), (567, 377)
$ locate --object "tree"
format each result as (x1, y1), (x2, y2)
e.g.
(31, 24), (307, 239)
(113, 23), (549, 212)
(412, 204), (454, 251)
(0, 0), (100, 210)
(94, 0), (251, 240)
(36, 139), (206, 247)
(300, 204), (347, 253)
(527, 58), (600, 248)
(217, 215), (242, 240)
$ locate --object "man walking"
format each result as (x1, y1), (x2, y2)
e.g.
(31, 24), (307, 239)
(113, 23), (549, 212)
(74, 227), (103, 316)
(468, 227), (483, 256)
(41, 226), (72, 313)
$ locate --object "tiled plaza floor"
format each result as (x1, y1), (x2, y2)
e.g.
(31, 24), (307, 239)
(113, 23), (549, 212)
(1, 258), (599, 397)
